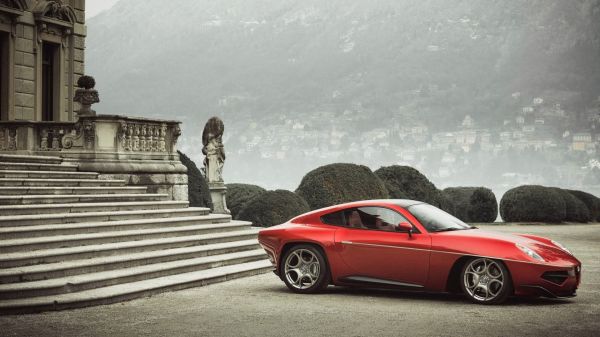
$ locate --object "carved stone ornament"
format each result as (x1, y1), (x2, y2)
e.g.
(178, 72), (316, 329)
(74, 76), (100, 116)
(32, 0), (76, 24)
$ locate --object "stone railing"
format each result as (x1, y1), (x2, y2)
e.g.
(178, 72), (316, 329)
(0, 114), (187, 201)
(0, 115), (181, 158)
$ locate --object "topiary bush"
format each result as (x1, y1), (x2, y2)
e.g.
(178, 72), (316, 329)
(375, 165), (442, 206)
(438, 192), (456, 215)
(237, 190), (310, 227)
(499, 185), (566, 223)
(468, 188), (498, 223)
(296, 163), (388, 210)
(550, 188), (590, 223)
(566, 189), (599, 221)
(442, 187), (497, 223)
(226, 183), (266, 219)
(178, 151), (212, 210)
(442, 187), (473, 221)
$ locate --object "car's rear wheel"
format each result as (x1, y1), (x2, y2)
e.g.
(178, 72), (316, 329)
(282, 244), (329, 293)
(460, 257), (512, 304)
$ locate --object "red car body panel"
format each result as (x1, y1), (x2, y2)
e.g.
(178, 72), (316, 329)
(258, 200), (582, 298)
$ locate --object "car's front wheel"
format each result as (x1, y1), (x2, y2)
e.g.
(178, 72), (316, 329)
(460, 257), (512, 304)
(281, 244), (329, 293)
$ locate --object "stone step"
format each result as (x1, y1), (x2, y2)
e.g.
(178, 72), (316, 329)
(0, 227), (258, 268)
(0, 178), (126, 187)
(0, 239), (261, 283)
(0, 259), (272, 314)
(0, 207), (213, 228)
(0, 249), (267, 299)
(0, 169), (98, 179)
(0, 220), (247, 253)
(0, 154), (63, 164)
(0, 193), (168, 205)
(0, 162), (79, 172)
(0, 186), (147, 196)
(0, 210), (223, 237)
(0, 200), (189, 216)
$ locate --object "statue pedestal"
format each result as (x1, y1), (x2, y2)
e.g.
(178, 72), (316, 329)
(209, 182), (230, 215)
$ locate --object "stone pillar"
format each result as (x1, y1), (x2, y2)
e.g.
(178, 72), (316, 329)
(209, 182), (230, 214)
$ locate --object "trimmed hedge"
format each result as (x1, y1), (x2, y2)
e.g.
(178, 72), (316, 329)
(296, 163), (388, 210)
(178, 151), (212, 209)
(468, 188), (498, 223)
(375, 165), (442, 206)
(566, 189), (600, 222)
(551, 188), (590, 223)
(500, 185), (566, 223)
(237, 190), (310, 227)
(226, 183), (266, 219)
(443, 187), (497, 223)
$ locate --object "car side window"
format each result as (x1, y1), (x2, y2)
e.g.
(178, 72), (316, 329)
(346, 207), (411, 232)
(320, 210), (346, 227)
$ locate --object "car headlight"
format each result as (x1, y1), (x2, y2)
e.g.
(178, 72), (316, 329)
(516, 243), (545, 262)
(551, 240), (572, 255)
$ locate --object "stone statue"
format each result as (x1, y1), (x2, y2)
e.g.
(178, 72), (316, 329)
(202, 117), (225, 183)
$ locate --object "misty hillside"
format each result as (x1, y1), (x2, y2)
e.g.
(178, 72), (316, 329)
(86, 0), (600, 189)
(87, 0), (600, 124)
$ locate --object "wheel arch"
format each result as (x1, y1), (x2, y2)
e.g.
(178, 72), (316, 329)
(445, 255), (515, 294)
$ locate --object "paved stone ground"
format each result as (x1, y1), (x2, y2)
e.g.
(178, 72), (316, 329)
(1, 224), (599, 337)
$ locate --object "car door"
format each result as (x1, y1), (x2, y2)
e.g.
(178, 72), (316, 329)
(334, 206), (431, 287)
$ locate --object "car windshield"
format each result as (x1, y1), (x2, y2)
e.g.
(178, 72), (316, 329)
(407, 204), (473, 232)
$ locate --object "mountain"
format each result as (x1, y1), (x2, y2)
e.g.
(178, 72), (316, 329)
(86, 0), (600, 189)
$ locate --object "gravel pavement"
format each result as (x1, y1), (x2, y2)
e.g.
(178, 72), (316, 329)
(1, 224), (599, 337)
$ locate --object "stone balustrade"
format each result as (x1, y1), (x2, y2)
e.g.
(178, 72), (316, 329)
(0, 115), (181, 157)
(0, 115), (187, 201)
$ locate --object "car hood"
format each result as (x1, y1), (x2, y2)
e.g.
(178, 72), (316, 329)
(431, 229), (576, 265)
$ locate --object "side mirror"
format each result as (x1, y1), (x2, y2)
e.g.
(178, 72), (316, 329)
(397, 222), (413, 237)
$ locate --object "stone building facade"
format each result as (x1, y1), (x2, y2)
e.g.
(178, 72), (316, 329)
(1, 0), (86, 122)
(0, 1), (188, 201)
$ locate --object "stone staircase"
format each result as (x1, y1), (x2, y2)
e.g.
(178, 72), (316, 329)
(0, 154), (271, 314)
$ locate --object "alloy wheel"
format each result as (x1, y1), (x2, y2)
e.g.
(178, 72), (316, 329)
(284, 248), (322, 290)
(463, 258), (507, 302)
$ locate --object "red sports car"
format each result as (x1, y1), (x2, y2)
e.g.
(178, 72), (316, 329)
(258, 199), (581, 304)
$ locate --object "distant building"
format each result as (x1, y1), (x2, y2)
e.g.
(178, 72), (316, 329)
(572, 132), (593, 152)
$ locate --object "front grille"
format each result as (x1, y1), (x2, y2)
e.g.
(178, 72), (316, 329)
(542, 271), (569, 285)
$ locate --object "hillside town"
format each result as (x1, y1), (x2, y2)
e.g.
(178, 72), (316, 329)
(180, 95), (600, 193)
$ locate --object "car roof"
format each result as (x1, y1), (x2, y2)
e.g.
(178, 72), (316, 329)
(291, 199), (426, 223)
(332, 199), (425, 208)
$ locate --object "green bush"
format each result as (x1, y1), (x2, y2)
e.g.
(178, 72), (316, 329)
(442, 187), (497, 223)
(237, 190), (310, 227)
(566, 189), (599, 221)
(375, 165), (442, 206)
(468, 188), (498, 223)
(226, 183), (266, 219)
(178, 151), (212, 209)
(551, 189), (590, 223)
(296, 163), (388, 210)
(438, 193), (456, 215)
(442, 187), (473, 221)
(499, 185), (566, 223)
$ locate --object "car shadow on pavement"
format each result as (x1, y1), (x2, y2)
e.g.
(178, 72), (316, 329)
(264, 285), (574, 306)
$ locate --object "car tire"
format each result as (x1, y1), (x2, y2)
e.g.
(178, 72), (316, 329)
(281, 244), (329, 293)
(460, 257), (512, 304)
